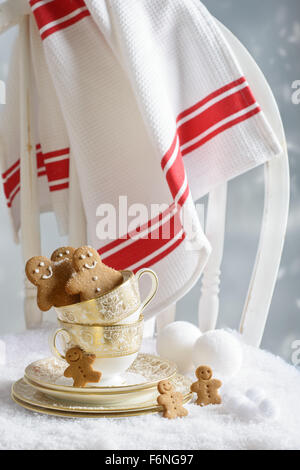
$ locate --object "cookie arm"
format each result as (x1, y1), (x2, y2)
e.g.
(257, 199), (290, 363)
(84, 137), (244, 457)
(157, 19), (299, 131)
(65, 274), (83, 296)
(64, 366), (73, 378)
(173, 391), (184, 402)
(157, 394), (169, 406)
(211, 379), (222, 389)
(84, 354), (96, 364)
(37, 291), (52, 312)
(190, 382), (199, 393)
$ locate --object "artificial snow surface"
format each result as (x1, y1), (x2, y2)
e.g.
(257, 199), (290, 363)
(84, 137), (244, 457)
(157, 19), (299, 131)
(0, 323), (300, 450)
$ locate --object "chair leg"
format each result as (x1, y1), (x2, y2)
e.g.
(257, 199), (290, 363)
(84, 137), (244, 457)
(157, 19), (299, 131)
(143, 317), (156, 338)
(24, 277), (42, 329)
(19, 16), (42, 328)
(240, 146), (289, 346)
(198, 184), (227, 332)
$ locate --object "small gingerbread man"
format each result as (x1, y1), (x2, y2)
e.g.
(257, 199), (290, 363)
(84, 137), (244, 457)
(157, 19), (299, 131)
(63, 347), (102, 388)
(65, 246), (123, 301)
(25, 256), (79, 311)
(157, 380), (188, 419)
(191, 366), (222, 407)
(50, 246), (76, 263)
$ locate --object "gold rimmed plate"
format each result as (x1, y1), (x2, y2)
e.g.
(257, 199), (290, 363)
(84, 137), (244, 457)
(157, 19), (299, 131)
(23, 376), (160, 406)
(11, 394), (163, 419)
(25, 353), (177, 394)
(12, 375), (192, 416)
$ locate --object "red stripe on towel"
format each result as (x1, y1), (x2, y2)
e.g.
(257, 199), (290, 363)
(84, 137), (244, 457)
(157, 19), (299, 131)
(30, 0), (90, 40)
(176, 77), (247, 122)
(178, 86), (257, 147)
(99, 204), (176, 256)
(45, 159), (69, 182)
(3, 168), (20, 200)
(181, 106), (260, 156)
(49, 182), (69, 192)
(131, 231), (186, 273)
(101, 209), (184, 271)
(2, 159), (20, 180)
(7, 186), (20, 208)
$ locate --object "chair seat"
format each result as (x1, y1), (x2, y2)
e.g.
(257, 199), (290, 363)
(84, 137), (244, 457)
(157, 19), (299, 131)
(1, 324), (300, 450)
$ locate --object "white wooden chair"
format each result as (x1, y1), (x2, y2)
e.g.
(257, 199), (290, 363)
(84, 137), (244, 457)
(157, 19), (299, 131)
(0, 1), (289, 346)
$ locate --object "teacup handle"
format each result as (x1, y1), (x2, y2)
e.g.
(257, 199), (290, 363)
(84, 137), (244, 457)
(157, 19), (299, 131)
(49, 328), (71, 361)
(136, 268), (158, 312)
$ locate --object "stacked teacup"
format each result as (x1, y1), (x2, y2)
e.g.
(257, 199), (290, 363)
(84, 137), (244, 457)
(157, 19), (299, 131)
(51, 269), (158, 385)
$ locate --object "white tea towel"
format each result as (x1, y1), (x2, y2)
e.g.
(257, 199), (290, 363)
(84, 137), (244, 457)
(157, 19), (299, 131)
(0, 19), (71, 237)
(0, 0), (282, 316)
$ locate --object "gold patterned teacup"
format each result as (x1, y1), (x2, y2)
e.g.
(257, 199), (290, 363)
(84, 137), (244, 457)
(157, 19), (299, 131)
(50, 315), (144, 386)
(54, 269), (158, 325)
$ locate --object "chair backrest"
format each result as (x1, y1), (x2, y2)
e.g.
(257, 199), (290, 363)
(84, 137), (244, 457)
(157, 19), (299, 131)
(0, 5), (289, 342)
(197, 21), (290, 347)
(0, 7), (87, 328)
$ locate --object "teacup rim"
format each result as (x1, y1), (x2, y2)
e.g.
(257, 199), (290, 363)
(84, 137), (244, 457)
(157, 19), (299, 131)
(54, 269), (134, 312)
(56, 313), (144, 329)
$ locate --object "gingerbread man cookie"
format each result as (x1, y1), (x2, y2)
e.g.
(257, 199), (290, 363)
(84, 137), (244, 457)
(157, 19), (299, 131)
(157, 380), (188, 419)
(50, 246), (75, 263)
(191, 366), (222, 407)
(63, 347), (101, 388)
(65, 246), (123, 301)
(25, 256), (79, 311)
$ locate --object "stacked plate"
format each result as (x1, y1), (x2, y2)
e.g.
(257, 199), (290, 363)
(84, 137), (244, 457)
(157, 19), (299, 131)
(12, 353), (192, 418)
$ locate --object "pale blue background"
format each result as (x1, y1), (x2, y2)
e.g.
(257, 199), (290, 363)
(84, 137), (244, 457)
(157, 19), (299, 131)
(0, 0), (299, 363)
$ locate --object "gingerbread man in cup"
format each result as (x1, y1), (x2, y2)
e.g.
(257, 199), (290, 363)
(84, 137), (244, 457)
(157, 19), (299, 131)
(66, 246), (123, 301)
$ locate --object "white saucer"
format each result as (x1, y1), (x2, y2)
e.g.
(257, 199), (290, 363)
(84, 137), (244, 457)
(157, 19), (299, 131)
(24, 353), (179, 405)
(13, 373), (192, 415)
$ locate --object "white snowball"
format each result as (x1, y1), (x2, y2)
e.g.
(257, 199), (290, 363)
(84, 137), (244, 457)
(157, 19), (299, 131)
(156, 321), (202, 373)
(192, 330), (242, 381)
(246, 388), (266, 403)
(259, 399), (279, 420)
(237, 400), (259, 422)
(225, 394), (245, 413)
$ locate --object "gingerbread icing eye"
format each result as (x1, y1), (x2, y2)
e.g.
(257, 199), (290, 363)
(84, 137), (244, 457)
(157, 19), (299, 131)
(34, 269), (39, 273)
(39, 262), (45, 267)
(59, 253), (63, 257)
(66, 250), (70, 254)
(87, 252), (93, 257)
(79, 254), (86, 259)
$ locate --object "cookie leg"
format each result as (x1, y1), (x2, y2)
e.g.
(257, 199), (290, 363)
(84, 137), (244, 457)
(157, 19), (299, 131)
(196, 398), (205, 406)
(211, 395), (222, 405)
(87, 371), (102, 383)
(178, 407), (188, 417)
(73, 377), (86, 388)
(163, 409), (175, 419)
